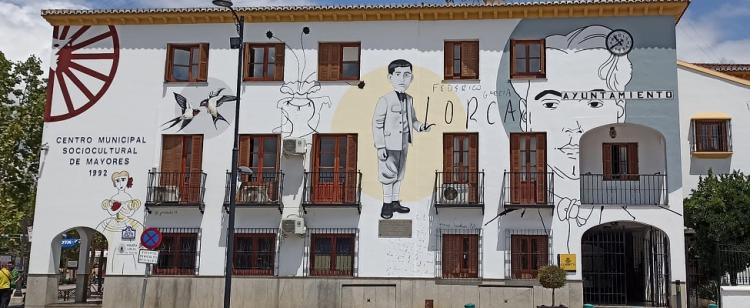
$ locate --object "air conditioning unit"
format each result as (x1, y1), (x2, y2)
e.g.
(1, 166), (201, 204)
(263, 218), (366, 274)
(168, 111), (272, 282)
(283, 138), (306, 156)
(281, 217), (306, 235)
(440, 183), (469, 204)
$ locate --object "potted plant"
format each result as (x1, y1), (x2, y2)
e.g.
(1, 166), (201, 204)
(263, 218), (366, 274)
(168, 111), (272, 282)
(537, 265), (567, 308)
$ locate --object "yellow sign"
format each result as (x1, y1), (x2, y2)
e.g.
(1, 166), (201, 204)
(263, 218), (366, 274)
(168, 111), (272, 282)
(558, 254), (577, 272)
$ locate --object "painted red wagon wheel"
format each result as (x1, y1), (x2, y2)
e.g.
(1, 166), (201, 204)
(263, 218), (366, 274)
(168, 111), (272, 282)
(45, 25), (120, 122)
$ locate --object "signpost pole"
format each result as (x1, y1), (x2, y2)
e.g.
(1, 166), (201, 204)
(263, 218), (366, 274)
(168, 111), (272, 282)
(139, 263), (149, 308)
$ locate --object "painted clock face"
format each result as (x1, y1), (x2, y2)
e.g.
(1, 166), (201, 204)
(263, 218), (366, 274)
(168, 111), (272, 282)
(606, 29), (633, 56)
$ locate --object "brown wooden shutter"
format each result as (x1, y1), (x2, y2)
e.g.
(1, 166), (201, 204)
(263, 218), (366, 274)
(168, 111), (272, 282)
(160, 135), (183, 188)
(510, 134), (520, 203)
(444, 41), (454, 79)
(468, 134), (479, 203)
(345, 134), (358, 203)
(443, 235), (459, 278)
(329, 43), (341, 81)
(461, 41), (479, 79)
(534, 236), (548, 273)
(318, 44), (330, 81)
(468, 235), (479, 276)
(198, 43), (209, 82)
(511, 236), (521, 278)
(603, 143), (612, 180)
(239, 135), (251, 182)
(274, 43), (285, 81)
(535, 133), (547, 202)
(242, 44), (251, 80)
(443, 134), (453, 180)
(165, 44), (175, 82)
(627, 143), (639, 180)
(187, 135), (204, 203)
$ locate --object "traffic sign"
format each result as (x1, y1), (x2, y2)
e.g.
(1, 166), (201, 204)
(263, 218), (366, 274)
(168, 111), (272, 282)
(140, 227), (162, 250)
(138, 250), (160, 264)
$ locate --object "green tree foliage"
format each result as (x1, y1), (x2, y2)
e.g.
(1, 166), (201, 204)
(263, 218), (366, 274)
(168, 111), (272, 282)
(685, 170), (750, 284)
(0, 51), (45, 257)
(538, 265), (566, 306)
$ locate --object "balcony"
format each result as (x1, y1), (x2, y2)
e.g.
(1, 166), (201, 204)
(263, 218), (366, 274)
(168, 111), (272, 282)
(580, 173), (667, 205)
(301, 171), (362, 214)
(145, 171), (207, 213)
(223, 171), (284, 213)
(433, 171), (485, 214)
(502, 171), (555, 208)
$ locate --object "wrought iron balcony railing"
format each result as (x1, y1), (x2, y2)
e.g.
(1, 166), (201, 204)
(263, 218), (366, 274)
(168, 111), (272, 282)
(433, 171), (485, 214)
(145, 171), (207, 212)
(302, 171), (362, 213)
(580, 173), (667, 205)
(502, 171), (555, 208)
(223, 171), (284, 213)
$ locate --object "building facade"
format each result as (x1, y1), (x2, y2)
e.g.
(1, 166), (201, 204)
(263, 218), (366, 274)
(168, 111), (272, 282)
(28, 1), (692, 307)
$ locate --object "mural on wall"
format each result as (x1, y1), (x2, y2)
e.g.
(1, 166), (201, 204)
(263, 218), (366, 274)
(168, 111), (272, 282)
(162, 90), (236, 131)
(509, 25), (634, 252)
(269, 28), (333, 138)
(373, 60), (433, 219)
(95, 170), (144, 274)
(45, 25), (120, 122)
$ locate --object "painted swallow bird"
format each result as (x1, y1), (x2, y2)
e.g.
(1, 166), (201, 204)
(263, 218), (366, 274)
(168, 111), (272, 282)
(162, 92), (200, 131)
(200, 88), (237, 128)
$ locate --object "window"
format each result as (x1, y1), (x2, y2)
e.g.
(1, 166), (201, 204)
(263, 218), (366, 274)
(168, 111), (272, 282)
(603, 143), (638, 181)
(309, 134), (358, 204)
(309, 231), (356, 276)
(318, 43), (360, 81)
(233, 229), (277, 276)
(510, 39), (545, 78)
(160, 135), (204, 203)
(439, 133), (480, 204)
(444, 41), (479, 80)
(244, 43), (284, 81)
(693, 119), (731, 152)
(165, 43), (209, 82)
(441, 232), (480, 279)
(510, 234), (549, 279)
(237, 134), (281, 203)
(508, 133), (548, 205)
(153, 229), (199, 275)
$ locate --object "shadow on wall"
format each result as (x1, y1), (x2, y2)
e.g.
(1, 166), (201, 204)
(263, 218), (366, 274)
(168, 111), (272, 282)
(281, 154), (305, 199)
(690, 157), (732, 176)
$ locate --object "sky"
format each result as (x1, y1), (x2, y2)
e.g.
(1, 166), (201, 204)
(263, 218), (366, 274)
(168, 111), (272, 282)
(1, 0), (749, 68)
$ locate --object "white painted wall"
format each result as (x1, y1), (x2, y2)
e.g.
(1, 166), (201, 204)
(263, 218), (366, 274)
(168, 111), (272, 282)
(29, 16), (686, 283)
(678, 66), (750, 192)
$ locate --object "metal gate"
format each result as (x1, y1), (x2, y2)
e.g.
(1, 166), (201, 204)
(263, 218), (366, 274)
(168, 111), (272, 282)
(582, 225), (671, 307)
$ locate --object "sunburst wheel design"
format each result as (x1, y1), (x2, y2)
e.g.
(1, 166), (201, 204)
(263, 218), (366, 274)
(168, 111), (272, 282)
(44, 25), (120, 122)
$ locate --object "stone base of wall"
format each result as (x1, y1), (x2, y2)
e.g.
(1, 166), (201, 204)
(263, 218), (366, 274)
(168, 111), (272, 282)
(100, 276), (583, 308)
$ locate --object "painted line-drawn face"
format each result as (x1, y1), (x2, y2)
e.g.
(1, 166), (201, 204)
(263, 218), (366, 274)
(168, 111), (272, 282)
(113, 176), (128, 191)
(510, 25), (632, 179)
(389, 66), (413, 92)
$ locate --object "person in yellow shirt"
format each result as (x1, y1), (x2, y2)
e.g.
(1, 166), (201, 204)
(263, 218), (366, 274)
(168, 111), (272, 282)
(0, 263), (12, 308)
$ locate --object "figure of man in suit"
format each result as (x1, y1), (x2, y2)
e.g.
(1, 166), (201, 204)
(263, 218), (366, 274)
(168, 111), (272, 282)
(372, 59), (431, 219)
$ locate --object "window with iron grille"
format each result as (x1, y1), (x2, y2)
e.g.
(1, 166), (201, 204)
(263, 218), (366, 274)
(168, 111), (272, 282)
(444, 41), (479, 80)
(244, 43), (285, 81)
(152, 228), (200, 275)
(510, 39), (545, 79)
(307, 228), (357, 277)
(602, 143), (638, 181)
(438, 229), (481, 279)
(692, 119), (731, 152)
(505, 229), (551, 279)
(233, 228), (278, 276)
(165, 43), (209, 82)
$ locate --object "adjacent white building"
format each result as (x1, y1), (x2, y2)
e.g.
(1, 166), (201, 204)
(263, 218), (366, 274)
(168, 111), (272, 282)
(27, 1), (704, 307)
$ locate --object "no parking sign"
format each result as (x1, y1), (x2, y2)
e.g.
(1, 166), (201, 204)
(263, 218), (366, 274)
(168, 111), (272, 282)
(140, 227), (162, 250)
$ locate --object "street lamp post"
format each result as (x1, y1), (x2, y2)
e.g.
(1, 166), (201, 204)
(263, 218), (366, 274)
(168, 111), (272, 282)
(212, 1), (243, 308)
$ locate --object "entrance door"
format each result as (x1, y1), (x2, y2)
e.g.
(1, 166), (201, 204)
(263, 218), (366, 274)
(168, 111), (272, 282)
(311, 134), (357, 203)
(510, 133), (546, 204)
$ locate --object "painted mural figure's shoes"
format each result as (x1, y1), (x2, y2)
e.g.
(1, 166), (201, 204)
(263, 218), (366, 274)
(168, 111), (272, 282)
(391, 201), (410, 214)
(380, 202), (394, 219)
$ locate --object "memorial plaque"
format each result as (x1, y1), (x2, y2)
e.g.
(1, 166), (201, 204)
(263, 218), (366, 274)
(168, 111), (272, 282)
(378, 219), (412, 238)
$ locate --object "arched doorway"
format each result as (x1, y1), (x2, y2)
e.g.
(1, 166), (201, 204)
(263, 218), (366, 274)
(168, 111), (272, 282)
(582, 221), (671, 307)
(51, 227), (108, 304)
